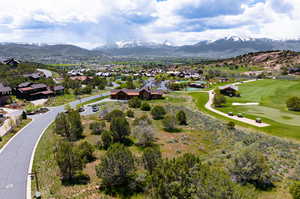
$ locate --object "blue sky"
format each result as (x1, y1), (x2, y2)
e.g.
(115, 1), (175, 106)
(0, 0), (299, 48)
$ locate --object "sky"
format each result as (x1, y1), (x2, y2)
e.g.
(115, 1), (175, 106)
(0, 0), (299, 49)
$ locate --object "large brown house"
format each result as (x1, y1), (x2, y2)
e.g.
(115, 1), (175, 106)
(219, 85), (239, 97)
(0, 83), (12, 105)
(111, 89), (163, 100)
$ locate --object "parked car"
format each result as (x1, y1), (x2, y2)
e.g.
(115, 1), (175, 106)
(78, 107), (85, 112)
(228, 112), (234, 116)
(237, 113), (243, 118)
(92, 106), (99, 112)
(256, 118), (262, 123)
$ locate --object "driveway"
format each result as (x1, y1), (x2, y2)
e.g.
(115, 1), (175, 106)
(0, 92), (110, 199)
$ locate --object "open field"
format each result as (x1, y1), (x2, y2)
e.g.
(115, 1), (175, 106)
(46, 90), (108, 107)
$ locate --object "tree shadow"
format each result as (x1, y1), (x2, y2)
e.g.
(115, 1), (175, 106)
(62, 173), (90, 186)
(163, 128), (182, 133)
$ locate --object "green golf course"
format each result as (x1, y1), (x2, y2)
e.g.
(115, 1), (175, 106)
(215, 79), (300, 140)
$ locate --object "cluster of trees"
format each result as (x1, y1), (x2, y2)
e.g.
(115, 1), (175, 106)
(54, 109), (94, 183)
(128, 97), (152, 112)
(63, 76), (107, 95)
(96, 145), (259, 198)
(287, 96), (300, 112)
(54, 109), (83, 141)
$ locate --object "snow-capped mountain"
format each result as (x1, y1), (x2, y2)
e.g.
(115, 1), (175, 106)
(97, 40), (173, 49)
(94, 37), (300, 58)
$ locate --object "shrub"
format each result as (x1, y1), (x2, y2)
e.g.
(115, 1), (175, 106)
(126, 110), (134, 118)
(229, 146), (273, 190)
(104, 109), (125, 122)
(287, 96), (300, 111)
(227, 121), (235, 130)
(133, 115), (152, 126)
(176, 110), (187, 125)
(96, 144), (135, 191)
(141, 102), (151, 111)
(21, 111), (27, 120)
(101, 131), (114, 150)
(151, 106), (166, 120)
(90, 121), (106, 135)
(128, 97), (142, 108)
(162, 114), (177, 132)
(290, 181), (300, 199)
(134, 125), (155, 147)
(213, 93), (226, 107)
(148, 153), (257, 199)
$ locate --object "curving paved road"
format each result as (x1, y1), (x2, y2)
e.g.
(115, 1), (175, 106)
(0, 92), (110, 199)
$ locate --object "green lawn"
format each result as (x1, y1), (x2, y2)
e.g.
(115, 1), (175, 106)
(190, 79), (300, 141)
(46, 90), (108, 107)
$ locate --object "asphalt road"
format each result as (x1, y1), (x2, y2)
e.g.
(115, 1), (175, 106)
(0, 92), (110, 199)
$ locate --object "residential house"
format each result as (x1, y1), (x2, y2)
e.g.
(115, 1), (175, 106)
(219, 85), (239, 97)
(70, 76), (94, 84)
(52, 85), (65, 95)
(111, 89), (163, 100)
(3, 58), (20, 67)
(16, 82), (53, 100)
(0, 83), (12, 105)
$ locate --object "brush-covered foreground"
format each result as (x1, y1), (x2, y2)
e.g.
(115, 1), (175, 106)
(32, 93), (300, 199)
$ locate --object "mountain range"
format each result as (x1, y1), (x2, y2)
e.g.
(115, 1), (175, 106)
(95, 36), (300, 58)
(2, 37), (300, 60)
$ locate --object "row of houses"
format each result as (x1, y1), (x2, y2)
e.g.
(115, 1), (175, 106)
(16, 82), (64, 100)
(0, 82), (65, 105)
(111, 89), (164, 100)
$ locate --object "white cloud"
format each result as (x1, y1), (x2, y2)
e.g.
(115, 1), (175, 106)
(0, 0), (300, 48)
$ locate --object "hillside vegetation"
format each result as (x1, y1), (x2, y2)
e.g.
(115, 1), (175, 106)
(217, 50), (300, 70)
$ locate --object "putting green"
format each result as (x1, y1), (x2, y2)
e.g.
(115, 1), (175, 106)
(239, 105), (300, 126)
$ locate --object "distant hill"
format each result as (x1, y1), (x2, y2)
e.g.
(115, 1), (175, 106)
(95, 37), (300, 58)
(215, 50), (300, 70)
(0, 43), (104, 57)
(2, 37), (300, 62)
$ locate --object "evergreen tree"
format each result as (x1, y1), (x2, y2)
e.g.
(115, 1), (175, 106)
(142, 147), (161, 174)
(55, 112), (71, 138)
(55, 140), (83, 181)
(78, 141), (95, 163)
(68, 109), (83, 141)
(110, 117), (131, 142)
(101, 131), (114, 150)
(96, 144), (135, 189)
